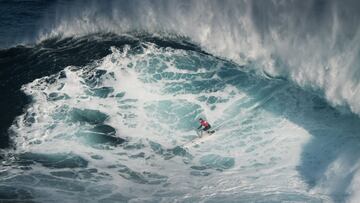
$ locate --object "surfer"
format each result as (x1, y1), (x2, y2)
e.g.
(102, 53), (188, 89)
(197, 118), (214, 135)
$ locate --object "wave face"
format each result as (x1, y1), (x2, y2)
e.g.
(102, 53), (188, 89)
(0, 35), (359, 202)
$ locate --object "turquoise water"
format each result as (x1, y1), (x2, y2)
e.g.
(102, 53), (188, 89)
(1, 40), (359, 202)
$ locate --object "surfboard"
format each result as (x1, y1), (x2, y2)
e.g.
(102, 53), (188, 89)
(182, 130), (215, 148)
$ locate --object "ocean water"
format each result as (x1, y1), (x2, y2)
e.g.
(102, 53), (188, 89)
(1, 1), (360, 202)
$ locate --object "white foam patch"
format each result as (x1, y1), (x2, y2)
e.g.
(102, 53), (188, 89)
(348, 169), (360, 203)
(9, 42), (326, 201)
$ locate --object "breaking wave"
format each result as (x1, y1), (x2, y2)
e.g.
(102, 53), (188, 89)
(1, 1), (360, 202)
(32, 0), (360, 117)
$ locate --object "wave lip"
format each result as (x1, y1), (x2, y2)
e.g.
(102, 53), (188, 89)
(29, 0), (360, 118)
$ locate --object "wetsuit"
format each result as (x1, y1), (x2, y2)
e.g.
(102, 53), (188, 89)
(199, 120), (211, 131)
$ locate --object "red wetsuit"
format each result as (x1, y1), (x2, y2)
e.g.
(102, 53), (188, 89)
(199, 120), (211, 130)
(200, 120), (209, 127)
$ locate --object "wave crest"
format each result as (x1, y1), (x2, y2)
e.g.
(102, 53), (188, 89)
(35, 0), (360, 117)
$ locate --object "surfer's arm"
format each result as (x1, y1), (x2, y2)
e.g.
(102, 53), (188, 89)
(197, 125), (202, 129)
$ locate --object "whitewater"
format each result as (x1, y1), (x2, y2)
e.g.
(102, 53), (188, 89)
(1, 0), (360, 202)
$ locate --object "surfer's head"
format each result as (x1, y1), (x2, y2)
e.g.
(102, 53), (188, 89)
(199, 118), (203, 121)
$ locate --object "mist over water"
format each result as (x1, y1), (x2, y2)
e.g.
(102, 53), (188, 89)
(33, 0), (360, 116)
(1, 0), (360, 202)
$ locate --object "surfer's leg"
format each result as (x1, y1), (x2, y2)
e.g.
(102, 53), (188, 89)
(196, 129), (202, 137)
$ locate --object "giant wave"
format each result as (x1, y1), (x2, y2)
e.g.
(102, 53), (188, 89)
(1, 1), (360, 202)
(32, 0), (360, 117)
